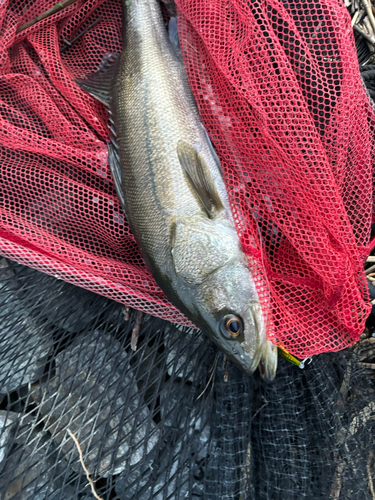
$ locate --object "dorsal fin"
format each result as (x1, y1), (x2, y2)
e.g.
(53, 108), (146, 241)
(177, 140), (224, 218)
(76, 52), (121, 107)
(107, 113), (126, 214)
(77, 53), (127, 216)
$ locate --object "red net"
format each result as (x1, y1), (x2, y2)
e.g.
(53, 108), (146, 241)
(0, 0), (373, 357)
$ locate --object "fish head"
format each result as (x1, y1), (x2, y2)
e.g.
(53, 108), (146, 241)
(196, 261), (265, 375)
(172, 215), (277, 378)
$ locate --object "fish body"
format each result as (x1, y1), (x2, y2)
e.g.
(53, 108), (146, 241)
(80, 0), (277, 379)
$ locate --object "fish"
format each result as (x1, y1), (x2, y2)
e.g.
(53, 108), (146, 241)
(78, 0), (278, 380)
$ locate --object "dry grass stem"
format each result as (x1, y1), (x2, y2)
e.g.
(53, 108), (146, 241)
(367, 451), (375, 499)
(123, 305), (131, 322)
(363, 0), (375, 34)
(364, 16), (375, 37)
(131, 310), (143, 351)
(352, 10), (360, 25)
(355, 337), (375, 360)
(197, 353), (219, 400)
(329, 451), (343, 500)
(17, 0), (80, 33)
(347, 401), (375, 438)
(355, 24), (375, 44)
(67, 429), (104, 500)
(252, 402), (269, 419)
(359, 362), (375, 369)
(240, 441), (252, 498)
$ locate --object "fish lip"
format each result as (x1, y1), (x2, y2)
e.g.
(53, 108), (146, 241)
(240, 301), (264, 373)
(259, 340), (278, 382)
(258, 360), (276, 382)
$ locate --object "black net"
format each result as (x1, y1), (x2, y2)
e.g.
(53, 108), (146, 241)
(0, 257), (374, 500)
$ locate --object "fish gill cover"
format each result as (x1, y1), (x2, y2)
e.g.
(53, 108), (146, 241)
(0, 0), (373, 358)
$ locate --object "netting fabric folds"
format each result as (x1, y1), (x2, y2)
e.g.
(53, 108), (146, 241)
(0, 0), (373, 358)
(175, 0), (375, 356)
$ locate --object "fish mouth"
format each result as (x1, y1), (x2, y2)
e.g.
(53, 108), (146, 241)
(242, 301), (278, 381)
(241, 302), (278, 382)
(258, 340), (278, 382)
(200, 301), (277, 378)
(240, 301), (266, 374)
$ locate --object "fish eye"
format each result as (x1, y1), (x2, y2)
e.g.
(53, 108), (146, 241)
(220, 314), (244, 340)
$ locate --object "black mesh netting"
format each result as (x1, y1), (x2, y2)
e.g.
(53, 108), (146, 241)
(0, 256), (374, 500)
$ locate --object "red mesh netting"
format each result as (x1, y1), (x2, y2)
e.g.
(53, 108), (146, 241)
(0, 0), (373, 357)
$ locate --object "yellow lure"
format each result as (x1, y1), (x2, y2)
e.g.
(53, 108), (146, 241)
(277, 345), (302, 367)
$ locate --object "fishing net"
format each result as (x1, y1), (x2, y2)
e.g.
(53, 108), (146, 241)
(0, 0), (373, 358)
(0, 257), (374, 500)
(1, 1), (375, 499)
(175, 0), (375, 356)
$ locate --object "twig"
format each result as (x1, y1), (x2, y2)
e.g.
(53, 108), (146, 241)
(67, 429), (104, 500)
(352, 10), (360, 26)
(355, 337), (375, 360)
(364, 16), (375, 38)
(361, 329), (372, 341)
(17, 0), (80, 33)
(336, 401), (375, 444)
(329, 451), (343, 500)
(337, 355), (353, 412)
(240, 441), (252, 498)
(252, 401), (268, 419)
(354, 24), (375, 46)
(60, 17), (102, 53)
(366, 263), (375, 275)
(348, 401), (375, 436)
(358, 362), (375, 369)
(363, 0), (375, 35)
(368, 451), (375, 500)
(131, 310), (143, 351)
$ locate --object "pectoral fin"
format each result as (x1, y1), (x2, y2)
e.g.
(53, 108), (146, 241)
(177, 140), (224, 218)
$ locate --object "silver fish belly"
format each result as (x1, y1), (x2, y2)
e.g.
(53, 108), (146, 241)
(80, 0), (278, 380)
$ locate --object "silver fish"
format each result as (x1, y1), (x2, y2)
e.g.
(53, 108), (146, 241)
(79, 0), (277, 380)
